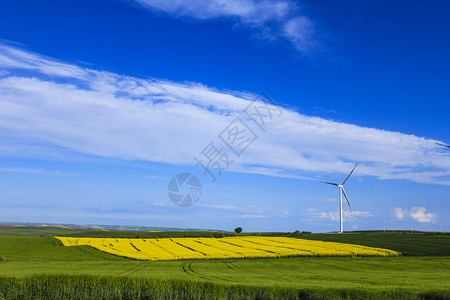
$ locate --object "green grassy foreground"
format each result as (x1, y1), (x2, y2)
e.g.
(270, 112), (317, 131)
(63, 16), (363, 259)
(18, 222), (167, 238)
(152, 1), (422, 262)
(0, 231), (449, 299)
(0, 274), (448, 300)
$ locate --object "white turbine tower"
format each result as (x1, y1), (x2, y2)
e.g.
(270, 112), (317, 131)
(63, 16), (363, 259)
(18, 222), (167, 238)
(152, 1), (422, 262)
(321, 164), (357, 234)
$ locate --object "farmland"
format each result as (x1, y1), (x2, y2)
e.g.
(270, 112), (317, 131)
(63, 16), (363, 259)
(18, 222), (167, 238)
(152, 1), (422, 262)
(0, 225), (82, 236)
(0, 229), (449, 299)
(56, 236), (400, 260)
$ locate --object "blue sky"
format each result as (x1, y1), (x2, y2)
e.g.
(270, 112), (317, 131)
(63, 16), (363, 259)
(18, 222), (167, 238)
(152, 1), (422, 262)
(0, 0), (449, 232)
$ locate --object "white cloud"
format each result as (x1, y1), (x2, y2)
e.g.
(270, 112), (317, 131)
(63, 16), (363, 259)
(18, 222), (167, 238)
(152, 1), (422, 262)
(325, 197), (337, 202)
(393, 207), (437, 223)
(200, 203), (238, 210)
(350, 211), (372, 217)
(130, 0), (316, 54)
(282, 16), (316, 53)
(134, 0), (291, 23)
(317, 210), (372, 221)
(1, 44), (450, 184)
(151, 201), (172, 207)
(0, 167), (77, 176)
(393, 207), (406, 220)
(242, 214), (265, 219)
(410, 207), (437, 223)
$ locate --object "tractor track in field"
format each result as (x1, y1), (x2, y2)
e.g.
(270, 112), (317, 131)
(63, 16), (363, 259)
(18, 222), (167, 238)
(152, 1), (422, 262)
(182, 262), (193, 275)
(320, 262), (361, 272)
(116, 261), (149, 277)
(181, 262), (233, 282)
(224, 261), (248, 273)
(224, 262), (239, 271)
(262, 260), (292, 270)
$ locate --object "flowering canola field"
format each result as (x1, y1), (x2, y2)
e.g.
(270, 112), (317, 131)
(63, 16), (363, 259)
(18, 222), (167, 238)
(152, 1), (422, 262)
(55, 236), (400, 260)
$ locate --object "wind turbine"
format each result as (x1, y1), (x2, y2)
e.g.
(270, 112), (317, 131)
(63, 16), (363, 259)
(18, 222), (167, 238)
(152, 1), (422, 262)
(321, 164), (357, 234)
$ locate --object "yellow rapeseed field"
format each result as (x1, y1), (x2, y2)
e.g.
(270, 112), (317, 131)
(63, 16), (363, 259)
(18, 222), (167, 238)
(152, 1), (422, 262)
(55, 236), (400, 260)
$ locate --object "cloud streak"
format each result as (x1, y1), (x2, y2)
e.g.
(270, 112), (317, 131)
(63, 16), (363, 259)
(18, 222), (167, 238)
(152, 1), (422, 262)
(129, 0), (316, 54)
(0, 44), (450, 184)
(317, 210), (372, 222)
(0, 167), (77, 176)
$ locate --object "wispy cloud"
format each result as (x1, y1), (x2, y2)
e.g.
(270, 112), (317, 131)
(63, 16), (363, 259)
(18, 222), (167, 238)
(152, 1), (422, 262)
(394, 207), (437, 223)
(324, 197), (337, 202)
(0, 167), (77, 176)
(146, 175), (170, 180)
(0, 44), (450, 184)
(242, 214), (265, 219)
(316, 210), (372, 221)
(198, 203), (288, 220)
(199, 203), (238, 210)
(281, 16), (316, 52)
(129, 0), (316, 54)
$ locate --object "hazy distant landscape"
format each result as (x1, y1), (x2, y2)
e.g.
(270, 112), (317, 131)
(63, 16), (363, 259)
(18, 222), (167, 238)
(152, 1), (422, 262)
(0, 222), (225, 234)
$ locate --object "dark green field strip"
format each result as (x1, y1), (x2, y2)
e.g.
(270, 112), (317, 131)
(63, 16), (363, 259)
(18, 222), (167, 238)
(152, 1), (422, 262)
(0, 227), (83, 236)
(297, 232), (450, 256)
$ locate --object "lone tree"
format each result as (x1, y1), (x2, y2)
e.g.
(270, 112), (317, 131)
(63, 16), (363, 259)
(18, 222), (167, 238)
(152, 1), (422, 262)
(234, 227), (243, 233)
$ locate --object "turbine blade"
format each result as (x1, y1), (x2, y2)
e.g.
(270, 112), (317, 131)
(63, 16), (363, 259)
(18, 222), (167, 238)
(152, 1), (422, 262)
(342, 187), (352, 212)
(436, 142), (450, 149)
(320, 181), (339, 186)
(342, 164), (358, 185)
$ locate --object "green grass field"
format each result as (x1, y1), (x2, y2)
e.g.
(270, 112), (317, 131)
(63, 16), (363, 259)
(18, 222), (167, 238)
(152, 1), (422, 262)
(0, 229), (449, 299)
